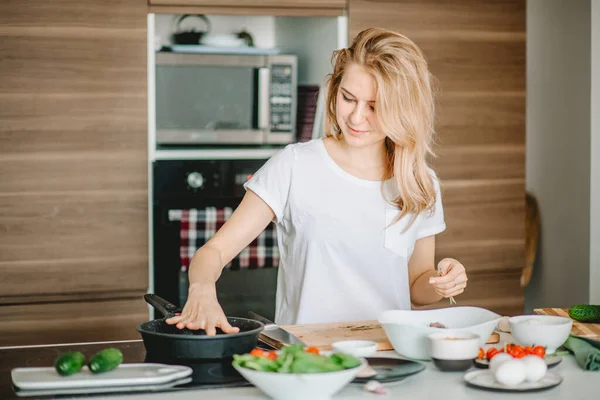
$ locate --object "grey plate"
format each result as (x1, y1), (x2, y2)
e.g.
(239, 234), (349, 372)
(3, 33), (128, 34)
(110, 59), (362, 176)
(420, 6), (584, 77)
(352, 357), (425, 383)
(474, 355), (562, 369)
(464, 370), (562, 392)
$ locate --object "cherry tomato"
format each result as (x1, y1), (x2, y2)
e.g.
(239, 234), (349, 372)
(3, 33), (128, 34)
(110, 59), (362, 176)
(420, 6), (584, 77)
(250, 348), (266, 357)
(512, 348), (526, 359)
(486, 348), (502, 360)
(507, 344), (524, 358)
(533, 345), (546, 358)
(305, 346), (320, 355)
(266, 351), (278, 360)
(524, 346), (534, 355)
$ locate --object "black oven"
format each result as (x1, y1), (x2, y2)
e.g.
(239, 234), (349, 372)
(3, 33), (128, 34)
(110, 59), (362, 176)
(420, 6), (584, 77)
(152, 158), (279, 321)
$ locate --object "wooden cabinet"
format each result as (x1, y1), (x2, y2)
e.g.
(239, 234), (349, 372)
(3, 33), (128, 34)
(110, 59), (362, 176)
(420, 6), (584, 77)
(349, 0), (526, 316)
(0, 0), (149, 346)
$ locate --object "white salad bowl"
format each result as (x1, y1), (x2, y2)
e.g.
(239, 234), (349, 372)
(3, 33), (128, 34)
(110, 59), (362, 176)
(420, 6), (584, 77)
(509, 315), (573, 353)
(233, 358), (367, 400)
(379, 306), (502, 360)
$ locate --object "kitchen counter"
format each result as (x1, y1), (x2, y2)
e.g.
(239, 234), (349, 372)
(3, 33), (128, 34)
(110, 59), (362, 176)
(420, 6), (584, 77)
(0, 336), (595, 400)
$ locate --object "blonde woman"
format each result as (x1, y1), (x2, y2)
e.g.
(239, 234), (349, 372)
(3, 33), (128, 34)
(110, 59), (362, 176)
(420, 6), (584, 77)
(166, 27), (468, 335)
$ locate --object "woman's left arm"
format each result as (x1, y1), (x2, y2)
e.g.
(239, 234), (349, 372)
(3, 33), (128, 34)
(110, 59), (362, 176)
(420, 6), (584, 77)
(408, 235), (468, 306)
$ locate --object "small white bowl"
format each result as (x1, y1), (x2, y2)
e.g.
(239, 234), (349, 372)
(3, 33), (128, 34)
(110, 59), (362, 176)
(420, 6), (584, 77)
(331, 340), (378, 358)
(509, 315), (572, 353)
(427, 331), (480, 371)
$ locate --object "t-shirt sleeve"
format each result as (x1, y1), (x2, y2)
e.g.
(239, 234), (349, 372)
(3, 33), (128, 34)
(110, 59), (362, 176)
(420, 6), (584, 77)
(243, 144), (296, 222)
(416, 169), (446, 240)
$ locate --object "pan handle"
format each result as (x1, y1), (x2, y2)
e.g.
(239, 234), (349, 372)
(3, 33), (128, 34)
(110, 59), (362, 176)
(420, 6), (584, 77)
(144, 293), (182, 318)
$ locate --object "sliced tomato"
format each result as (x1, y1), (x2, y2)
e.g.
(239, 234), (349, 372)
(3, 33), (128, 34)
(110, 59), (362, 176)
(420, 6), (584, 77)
(305, 346), (320, 355)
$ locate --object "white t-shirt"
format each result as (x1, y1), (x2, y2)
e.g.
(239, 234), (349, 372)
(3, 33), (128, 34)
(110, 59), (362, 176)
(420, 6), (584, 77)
(244, 139), (446, 325)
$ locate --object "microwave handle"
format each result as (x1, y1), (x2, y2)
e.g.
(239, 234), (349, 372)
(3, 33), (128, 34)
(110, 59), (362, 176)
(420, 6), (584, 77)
(257, 67), (270, 130)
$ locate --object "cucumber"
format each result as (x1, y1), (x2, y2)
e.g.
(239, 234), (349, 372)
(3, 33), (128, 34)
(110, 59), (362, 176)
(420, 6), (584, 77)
(88, 348), (123, 374)
(55, 351), (85, 376)
(568, 304), (600, 323)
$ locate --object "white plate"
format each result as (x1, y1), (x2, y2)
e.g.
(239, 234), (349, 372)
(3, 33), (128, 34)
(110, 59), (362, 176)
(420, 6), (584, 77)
(14, 377), (192, 397)
(464, 370), (562, 392)
(12, 363), (192, 390)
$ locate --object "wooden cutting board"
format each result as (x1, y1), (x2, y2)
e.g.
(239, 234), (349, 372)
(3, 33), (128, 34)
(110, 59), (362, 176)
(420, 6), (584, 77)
(534, 308), (600, 338)
(275, 320), (500, 351)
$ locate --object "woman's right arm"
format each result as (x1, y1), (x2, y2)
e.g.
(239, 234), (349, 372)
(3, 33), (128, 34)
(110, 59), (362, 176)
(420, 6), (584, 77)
(165, 189), (276, 335)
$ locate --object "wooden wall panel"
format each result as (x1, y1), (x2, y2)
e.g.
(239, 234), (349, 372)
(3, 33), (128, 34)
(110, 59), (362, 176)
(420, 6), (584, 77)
(0, 192), (147, 263)
(436, 93), (525, 146)
(0, 94), (146, 154)
(0, 37), (145, 93)
(440, 181), (525, 243)
(0, 299), (148, 347)
(350, 0), (526, 315)
(0, 256), (148, 300)
(0, 153), (147, 193)
(0, 0), (148, 345)
(434, 146), (525, 180)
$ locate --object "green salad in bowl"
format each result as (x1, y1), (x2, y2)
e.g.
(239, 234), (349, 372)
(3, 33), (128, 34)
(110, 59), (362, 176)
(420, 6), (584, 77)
(232, 344), (362, 373)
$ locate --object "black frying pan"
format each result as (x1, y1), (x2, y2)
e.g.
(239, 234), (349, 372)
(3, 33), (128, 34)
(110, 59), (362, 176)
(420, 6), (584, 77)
(136, 294), (264, 360)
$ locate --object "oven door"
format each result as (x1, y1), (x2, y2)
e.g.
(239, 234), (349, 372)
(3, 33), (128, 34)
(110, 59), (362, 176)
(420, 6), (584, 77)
(152, 159), (279, 321)
(155, 53), (269, 145)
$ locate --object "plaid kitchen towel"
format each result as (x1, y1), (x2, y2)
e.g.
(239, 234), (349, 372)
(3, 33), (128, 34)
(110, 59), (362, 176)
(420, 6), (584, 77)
(168, 208), (280, 271)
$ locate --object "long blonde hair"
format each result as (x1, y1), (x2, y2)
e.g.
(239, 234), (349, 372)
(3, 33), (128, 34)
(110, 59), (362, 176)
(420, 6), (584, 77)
(324, 27), (438, 226)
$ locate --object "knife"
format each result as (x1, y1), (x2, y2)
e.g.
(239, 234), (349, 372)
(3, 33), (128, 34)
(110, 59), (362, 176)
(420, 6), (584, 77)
(248, 311), (307, 349)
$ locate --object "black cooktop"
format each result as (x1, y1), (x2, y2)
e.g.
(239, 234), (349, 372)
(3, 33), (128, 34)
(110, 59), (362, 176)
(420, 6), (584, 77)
(0, 340), (268, 399)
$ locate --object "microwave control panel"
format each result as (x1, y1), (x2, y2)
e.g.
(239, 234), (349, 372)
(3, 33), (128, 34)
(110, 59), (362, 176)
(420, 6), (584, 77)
(269, 64), (294, 133)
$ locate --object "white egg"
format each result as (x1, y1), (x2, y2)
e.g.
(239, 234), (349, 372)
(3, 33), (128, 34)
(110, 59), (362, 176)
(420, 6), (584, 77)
(489, 353), (513, 373)
(494, 359), (526, 386)
(521, 355), (547, 382)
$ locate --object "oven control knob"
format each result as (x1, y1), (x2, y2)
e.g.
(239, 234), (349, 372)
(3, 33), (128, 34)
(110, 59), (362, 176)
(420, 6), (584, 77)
(186, 172), (204, 189)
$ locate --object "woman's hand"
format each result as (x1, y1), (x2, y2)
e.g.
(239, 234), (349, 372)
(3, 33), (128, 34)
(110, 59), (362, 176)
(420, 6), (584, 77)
(165, 282), (240, 336)
(428, 258), (468, 299)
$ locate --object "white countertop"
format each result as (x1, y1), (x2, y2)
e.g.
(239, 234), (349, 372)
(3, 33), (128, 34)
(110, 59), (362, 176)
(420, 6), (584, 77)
(86, 338), (595, 400)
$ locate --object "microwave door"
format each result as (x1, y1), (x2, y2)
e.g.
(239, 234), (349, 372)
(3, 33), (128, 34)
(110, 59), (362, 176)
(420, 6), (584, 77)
(155, 53), (267, 145)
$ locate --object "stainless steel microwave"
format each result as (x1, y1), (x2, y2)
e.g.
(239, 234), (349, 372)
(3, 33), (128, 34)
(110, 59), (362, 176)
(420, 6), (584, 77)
(155, 51), (297, 145)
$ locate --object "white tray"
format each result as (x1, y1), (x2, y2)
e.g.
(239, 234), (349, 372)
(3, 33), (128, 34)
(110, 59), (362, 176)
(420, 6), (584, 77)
(14, 377), (192, 397)
(12, 363), (193, 390)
